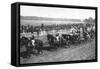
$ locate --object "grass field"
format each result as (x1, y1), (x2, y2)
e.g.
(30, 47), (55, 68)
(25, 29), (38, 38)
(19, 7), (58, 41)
(20, 39), (96, 64)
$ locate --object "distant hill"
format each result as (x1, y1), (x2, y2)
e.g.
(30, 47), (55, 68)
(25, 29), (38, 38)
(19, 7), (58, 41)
(20, 16), (83, 26)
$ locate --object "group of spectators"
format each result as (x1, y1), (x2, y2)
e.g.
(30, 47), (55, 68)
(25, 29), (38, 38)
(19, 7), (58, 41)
(20, 23), (95, 39)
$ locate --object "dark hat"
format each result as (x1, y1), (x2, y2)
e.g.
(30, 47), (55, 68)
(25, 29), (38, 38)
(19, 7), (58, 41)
(56, 33), (59, 36)
(31, 35), (35, 40)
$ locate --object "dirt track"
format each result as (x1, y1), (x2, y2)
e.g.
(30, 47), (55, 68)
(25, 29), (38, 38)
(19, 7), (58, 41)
(20, 40), (95, 64)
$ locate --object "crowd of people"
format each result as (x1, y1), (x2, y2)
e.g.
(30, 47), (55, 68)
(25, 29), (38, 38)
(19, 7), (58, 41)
(20, 23), (95, 45)
(20, 23), (95, 58)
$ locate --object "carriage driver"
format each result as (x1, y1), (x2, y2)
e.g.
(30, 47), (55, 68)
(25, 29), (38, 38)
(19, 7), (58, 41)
(31, 35), (36, 47)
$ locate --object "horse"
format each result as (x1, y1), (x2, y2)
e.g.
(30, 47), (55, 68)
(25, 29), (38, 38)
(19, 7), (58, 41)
(88, 29), (95, 39)
(47, 34), (67, 48)
(47, 34), (56, 47)
(20, 36), (29, 47)
(20, 37), (44, 58)
(33, 39), (43, 54)
(20, 36), (31, 58)
(62, 33), (80, 45)
(62, 34), (72, 45)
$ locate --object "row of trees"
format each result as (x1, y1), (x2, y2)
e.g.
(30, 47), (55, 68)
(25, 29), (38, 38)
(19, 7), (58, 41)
(83, 17), (95, 27)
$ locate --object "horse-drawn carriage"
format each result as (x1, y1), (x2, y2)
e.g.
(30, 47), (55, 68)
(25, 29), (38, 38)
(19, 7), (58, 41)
(20, 26), (95, 58)
(20, 35), (44, 58)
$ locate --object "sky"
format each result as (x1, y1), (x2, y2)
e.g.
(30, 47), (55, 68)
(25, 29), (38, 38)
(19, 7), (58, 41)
(20, 5), (95, 20)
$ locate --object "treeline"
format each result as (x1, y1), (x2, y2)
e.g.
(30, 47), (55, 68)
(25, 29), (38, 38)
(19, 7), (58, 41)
(83, 17), (95, 27)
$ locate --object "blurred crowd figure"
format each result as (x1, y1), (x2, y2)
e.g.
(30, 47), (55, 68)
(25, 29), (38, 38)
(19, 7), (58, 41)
(20, 23), (95, 40)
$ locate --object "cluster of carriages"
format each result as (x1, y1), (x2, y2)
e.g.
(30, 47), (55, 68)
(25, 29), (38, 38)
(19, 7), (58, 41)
(20, 25), (95, 58)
